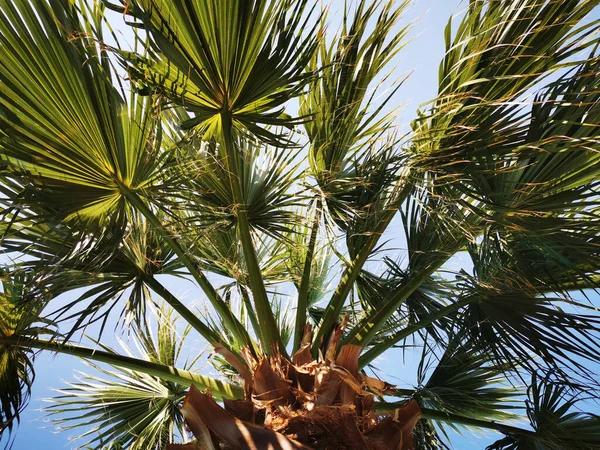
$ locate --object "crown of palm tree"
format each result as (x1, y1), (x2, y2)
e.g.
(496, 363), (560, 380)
(1, 0), (600, 449)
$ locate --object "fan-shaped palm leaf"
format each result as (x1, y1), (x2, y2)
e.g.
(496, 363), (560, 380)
(458, 270), (600, 381)
(487, 375), (600, 450)
(0, 0), (164, 225)
(0, 270), (54, 442)
(463, 56), (600, 295)
(109, 0), (318, 143)
(164, 131), (305, 240)
(47, 307), (194, 450)
(414, 338), (520, 424)
(301, 0), (409, 182)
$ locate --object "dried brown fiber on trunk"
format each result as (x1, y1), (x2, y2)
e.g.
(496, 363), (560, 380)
(172, 325), (422, 449)
(182, 385), (311, 450)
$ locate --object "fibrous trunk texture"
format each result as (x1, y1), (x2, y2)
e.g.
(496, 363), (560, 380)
(168, 326), (421, 450)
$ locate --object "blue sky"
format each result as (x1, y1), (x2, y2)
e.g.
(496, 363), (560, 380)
(5, 1), (599, 449)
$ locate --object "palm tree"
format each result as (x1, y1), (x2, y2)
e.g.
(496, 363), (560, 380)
(1, 0), (600, 448)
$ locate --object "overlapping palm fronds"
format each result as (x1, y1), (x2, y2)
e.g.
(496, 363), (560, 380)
(304, 0), (413, 351)
(1, 0), (600, 448)
(378, 337), (521, 448)
(414, 338), (520, 424)
(412, 0), (599, 180)
(160, 114), (306, 240)
(1, 197), (227, 351)
(459, 275), (600, 383)
(488, 375), (600, 450)
(302, 0), (410, 182)
(355, 260), (453, 347)
(412, 419), (450, 450)
(107, 0), (319, 143)
(47, 307), (194, 450)
(0, 271), (54, 440)
(0, 0), (164, 226)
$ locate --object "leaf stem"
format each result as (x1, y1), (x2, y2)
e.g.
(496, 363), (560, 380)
(220, 110), (287, 357)
(142, 274), (253, 368)
(373, 403), (535, 437)
(142, 275), (221, 344)
(421, 408), (535, 438)
(293, 197), (322, 352)
(358, 297), (473, 368)
(312, 181), (413, 356)
(239, 286), (261, 345)
(117, 181), (254, 352)
(0, 336), (244, 400)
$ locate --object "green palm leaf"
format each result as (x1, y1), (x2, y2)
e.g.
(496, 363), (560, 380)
(464, 55), (600, 294)
(285, 219), (332, 307)
(466, 55), (600, 216)
(47, 307), (194, 450)
(487, 375), (600, 450)
(0, 0), (164, 225)
(2, 204), (174, 333)
(356, 261), (453, 346)
(412, 0), (599, 180)
(1, 202), (232, 357)
(163, 126), (305, 240)
(110, 0), (318, 142)
(470, 215), (600, 296)
(0, 270), (54, 441)
(415, 338), (520, 424)
(458, 269), (600, 381)
(413, 419), (450, 450)
(301, 0), (409, 182)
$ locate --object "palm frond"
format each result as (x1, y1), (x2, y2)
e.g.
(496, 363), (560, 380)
(401, 185), (475, 272)
(1, 1), (600, 448)
(272, 294), (295, 349)
(287, 228), (332, 306)
(110, 0), (318, 143)
(458, 270), (600, 382)
(0, 0), (164, 226)
(2, 206), (175, 335)
(463, 54), (600, 295)
(187, 228), (293, 288)
(356, 260), (453, 345)
(302, 0), (410, 183)
(164, 130), (306, 240)
(466, 54), (600, 215)
(413, 419), (451, 450)
(342, 183), (476, 347)
(412, 0), (599, 179)
(415, 338), (521, 424)
(487, 374), (600, 450)
(411, 2), (600, 296)
(0, 270), (55, 443)
(321, 135), (405, 240)
(0, 203), (232, 356)
(46, 307), (193, 450)
(470, 214), (600, 297)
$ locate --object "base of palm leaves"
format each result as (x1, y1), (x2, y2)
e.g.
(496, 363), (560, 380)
(169, 325), (420, 450)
